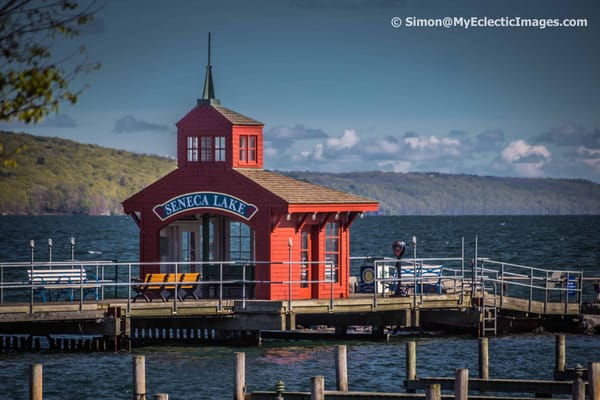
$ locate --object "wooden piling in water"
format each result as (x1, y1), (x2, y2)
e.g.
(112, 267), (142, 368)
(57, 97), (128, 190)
(425, 383), (441, 400)
(590, 362), (600, 400)
(555, 334), (566, 373)
(30, 363), (42, 400)
(572, 370), (585, 400)
(335, 345), (348, 392)
(455, 368), (468, 400)
(311, 376), (325, 400)
(134, 355), (146, 400)
(479, 337), (489, 379)
(406, 340), (417, 393)
(234, 352), (245, 400)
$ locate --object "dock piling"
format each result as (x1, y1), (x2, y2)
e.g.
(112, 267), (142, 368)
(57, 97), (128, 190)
(335, 345), (348, 392)
(591, 362), (600, 400)
(556, 334), (566, 373)
(311, 375), (325, 400)
(30, 363), (42, 400)
(133, 355), (146, 400)
(234, 352), (245, 400)
(479, 337), (489, 379)
(455, 368), (468, 400)
(406, 340), (417, 393)
(572, 366), (585, 400)
(425, 383), (441, 400)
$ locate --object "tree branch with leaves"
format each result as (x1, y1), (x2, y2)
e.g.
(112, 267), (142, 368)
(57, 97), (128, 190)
(0, 0), (103, 124)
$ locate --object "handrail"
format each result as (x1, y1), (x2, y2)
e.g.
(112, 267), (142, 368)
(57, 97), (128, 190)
(0, 255), (594, 315)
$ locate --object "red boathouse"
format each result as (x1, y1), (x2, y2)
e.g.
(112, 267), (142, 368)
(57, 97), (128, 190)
(122, 37), (378, 300)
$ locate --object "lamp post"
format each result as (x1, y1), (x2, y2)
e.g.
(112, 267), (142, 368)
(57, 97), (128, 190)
(48, 238), (53, 267)
(30, 240), (35, 264)
(70, 237), (75, 261)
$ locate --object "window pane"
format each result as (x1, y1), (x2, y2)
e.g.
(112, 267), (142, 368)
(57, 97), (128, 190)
(201, 137), (212, 161)
(215, 136), (225, 162)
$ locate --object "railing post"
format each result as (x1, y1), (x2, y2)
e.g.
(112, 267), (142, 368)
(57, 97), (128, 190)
(311, 376), (325, 400)
(30, 363), (42, 400)
(529, 268), (533, 314)
(127, 263), (132, 314)
(335, 344), (348, 392)
(460, 236), (464, 305)
(242, 262), (246, 310)
(219, 262), (223, 312)
(455, 368), (469, 400)
(173, 262), (178, 314)
(288, 238), (293, 312)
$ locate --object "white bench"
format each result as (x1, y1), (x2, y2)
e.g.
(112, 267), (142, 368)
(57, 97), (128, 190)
(385, 265), (444, 295)
(27, 267), (102, 302)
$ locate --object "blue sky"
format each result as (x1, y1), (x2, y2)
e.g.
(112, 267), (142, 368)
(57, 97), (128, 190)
(2, 0), (600, 182)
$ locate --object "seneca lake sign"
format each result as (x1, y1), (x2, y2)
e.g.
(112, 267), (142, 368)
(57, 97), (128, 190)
(153, 192), (258, 221)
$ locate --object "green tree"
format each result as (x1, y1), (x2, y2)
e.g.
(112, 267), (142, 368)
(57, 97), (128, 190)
(0, 0), (103, 124)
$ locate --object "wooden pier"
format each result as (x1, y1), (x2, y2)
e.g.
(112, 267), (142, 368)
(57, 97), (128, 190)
(0, 257), (596, 351)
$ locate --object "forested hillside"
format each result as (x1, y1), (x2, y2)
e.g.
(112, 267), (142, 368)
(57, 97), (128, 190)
(1, 131), (599, 215)
(0, 131), (176, 215)
(283, 171), (600, 215)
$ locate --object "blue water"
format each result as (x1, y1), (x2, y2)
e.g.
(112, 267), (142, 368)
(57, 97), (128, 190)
(0, 215), (599, 399)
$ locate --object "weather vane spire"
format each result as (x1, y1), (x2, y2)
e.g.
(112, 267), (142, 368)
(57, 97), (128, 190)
(200, 32), (219, 105)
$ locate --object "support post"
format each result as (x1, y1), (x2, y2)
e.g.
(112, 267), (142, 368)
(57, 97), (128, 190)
(455, 368), (469, 400)
(134, 355), (146, 400)
(479, 337), (489, 380)
(590, 362), (600, 400)
(425, 384), (441, 400)
(406, 341), (416, 393)
(555, 334), (566, 373)
(335, 345), (348, 392)
(234, 352), (245, 400)
(311, 376), (325, 400)
(572, 369), (585, 400)
(30, 363), (42, 400)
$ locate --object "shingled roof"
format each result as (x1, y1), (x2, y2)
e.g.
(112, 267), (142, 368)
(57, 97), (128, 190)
(234, 168), (377, 205)
(212, 105), (263, 126)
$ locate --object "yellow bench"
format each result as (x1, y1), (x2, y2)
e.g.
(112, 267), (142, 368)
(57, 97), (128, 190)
(132, 272), (202, 302)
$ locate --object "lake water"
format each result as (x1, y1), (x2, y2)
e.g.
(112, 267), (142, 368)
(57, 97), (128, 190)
(0, 215), (599, 399)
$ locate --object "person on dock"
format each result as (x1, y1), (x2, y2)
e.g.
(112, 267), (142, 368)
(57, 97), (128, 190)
(392, 240), (407, 296)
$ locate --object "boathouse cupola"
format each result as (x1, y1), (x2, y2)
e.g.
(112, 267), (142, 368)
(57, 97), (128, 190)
(176, 33), (264, 170)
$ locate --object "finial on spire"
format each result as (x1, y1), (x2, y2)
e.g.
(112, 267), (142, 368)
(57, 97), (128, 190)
(199, 32), (220, 106)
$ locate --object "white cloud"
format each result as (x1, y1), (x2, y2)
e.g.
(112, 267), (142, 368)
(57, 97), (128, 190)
(501, 140), (551, 177)
(577, 146), (600, 171)
(325, 129), (360, 150)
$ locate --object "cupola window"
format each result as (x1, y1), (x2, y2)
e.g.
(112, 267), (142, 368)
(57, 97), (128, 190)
(239, 135), (257, 163)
